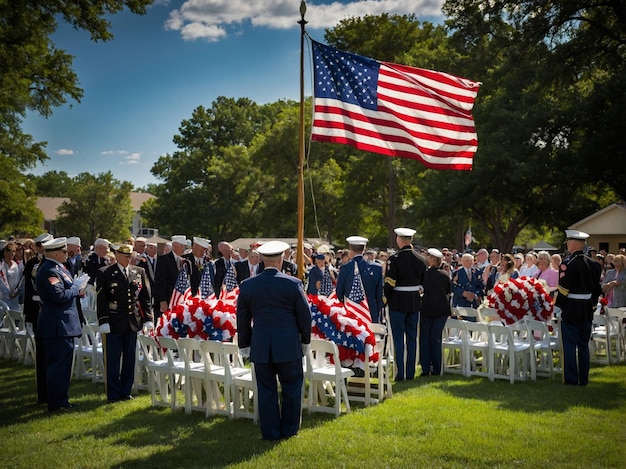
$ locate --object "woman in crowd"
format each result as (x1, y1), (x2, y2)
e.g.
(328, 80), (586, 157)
(0, 241), (24, 310)
(602, 254), (626, 307)
(534, 250), (559, 297)
(519, 252), (539, 278)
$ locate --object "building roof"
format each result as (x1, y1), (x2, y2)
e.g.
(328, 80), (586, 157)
(130, 192), (156, 211)
(569, 203), (626, 235)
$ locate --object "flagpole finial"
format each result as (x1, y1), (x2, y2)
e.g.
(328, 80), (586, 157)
(299, 1), (307, 25)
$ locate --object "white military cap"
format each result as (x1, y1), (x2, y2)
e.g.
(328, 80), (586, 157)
(193, 237), (211, 248)
(427, 248), (443, 258)
(565, 230), (589, 241)
(394, 227), (416, 237)
(43, 237), (67, 252)
(112, 243), (133, 255)
(257, 240), (290, 256)
(34, 233), (53, 244)
(146, 241), (157, 247)
(135, 236), (147, 243)
(94, 238), (110, 248)
(346, 235), (368, 246)
(66, 236), (81, 246)
(171, 235), (187, 245)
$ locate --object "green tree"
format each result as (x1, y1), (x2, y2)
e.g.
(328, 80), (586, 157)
(27, 170), (74, 196)
(54, 172), (133, 244)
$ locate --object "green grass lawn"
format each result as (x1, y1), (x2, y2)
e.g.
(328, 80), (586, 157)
(1, 359), (625, 469)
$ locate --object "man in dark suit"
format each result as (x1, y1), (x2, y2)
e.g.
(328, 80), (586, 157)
(182, 237), (211, 296)
(97, 244), (153, 402)
(214, 241), (238, 291)
(23, 232), (52, 404)
(383, 228), (427, 381)
(236, 240), (312, 441)
(83, 238), (110, 284)
(336, 235), (384, 322)
(154, 235), (187, 318)
(235, 248), (264, 283)
(451, 253), (483, 310)
(35, 237), (87, 411)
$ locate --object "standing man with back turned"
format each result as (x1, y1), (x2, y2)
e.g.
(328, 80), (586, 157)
(384, 228), (427, 381)
(555, 230), (602, 386)
(236, 240), (312, 441)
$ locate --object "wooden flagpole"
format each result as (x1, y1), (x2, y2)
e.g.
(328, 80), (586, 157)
(296, 1), (307, 280)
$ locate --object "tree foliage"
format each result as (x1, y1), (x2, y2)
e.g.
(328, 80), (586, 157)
(54, 172), (133, 244)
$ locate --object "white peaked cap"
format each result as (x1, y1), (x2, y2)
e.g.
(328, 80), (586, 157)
(193, 237), (211, 248)
(257, 240), (290, 256)
(346, 235), (368, 246)
(171, 235), (187, 245)
(34, 233), (53, 244)
(43, 237), (67, 251)
(66, 236), (81, 246)
(565, 229), (589, 241)
(394, 227), (416, 237)
(427, 248), (443, 258)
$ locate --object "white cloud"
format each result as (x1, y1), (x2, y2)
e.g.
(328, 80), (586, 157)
(55, 148), (74, 155)
(123, 153), (142, 165)
(101, 150), (130, 155)
(165, 0), (444, 42)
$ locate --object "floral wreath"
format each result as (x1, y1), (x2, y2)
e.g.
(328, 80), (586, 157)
(308, 294), (378, 369)
(487, 276), (554, 324)
(155, 293), (237, 341)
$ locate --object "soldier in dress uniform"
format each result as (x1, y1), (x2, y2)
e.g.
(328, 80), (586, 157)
(35, 237), (87, 411)
(383, 228), (427, 381)
(23, 232), (53, 403)
(96, 244), (153, 402)
(83, 238), (111, 284)
(555, 230), (602, 386)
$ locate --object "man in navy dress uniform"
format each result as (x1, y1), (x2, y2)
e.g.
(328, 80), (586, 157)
(335, 235), (384, 322)
(35, 237), (87, 411)
(236, 240), (312, 441)
(97, 244), (153, 402)
(384, 228), (427, 381)
(555, 230), (602, 386)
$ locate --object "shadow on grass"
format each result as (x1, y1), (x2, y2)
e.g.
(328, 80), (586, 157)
(391, 363), (626, 413)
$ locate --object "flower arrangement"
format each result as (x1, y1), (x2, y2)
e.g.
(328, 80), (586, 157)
(308, 294), (378, 369)
(487, 277), (554, 324)
(155, 295), (237, 341)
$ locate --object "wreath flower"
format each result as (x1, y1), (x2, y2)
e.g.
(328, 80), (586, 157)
(486, 277), (554, 325)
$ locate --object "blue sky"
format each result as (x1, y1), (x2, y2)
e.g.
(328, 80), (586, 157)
(23, 0), (444, 189)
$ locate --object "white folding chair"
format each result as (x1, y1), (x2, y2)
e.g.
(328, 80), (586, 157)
(138, 334), (174, 408)
(442, 317), (466, 375)
(346, 323), (389, 406)
(488, 323), (534, 384)
(590, 314), (622, 365)
(177, 337), (208, 414)
(221, 343), (256, 420)
(526, 319), (556, 378)
(73, 324), (95, 380)
(5, 309), (35, 364)
(306, 338), (354, 416)
(455, 306), (479, 321)
(463, 321), (491, 379)
(197, 340), (231, 417)
(157, 336), (186, 411)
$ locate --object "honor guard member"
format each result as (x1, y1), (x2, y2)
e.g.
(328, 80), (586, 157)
(155, 235), (187, 318)
(84, 238), (111, 284)
(97, 244), (153, 402)
(35, 237), (87, 411)
(555, 230), (602, 386)
(335, 235), (384, 322)
(183, 237), (212, 296)
(23, 232), (53, 403)
(236, 240), (312, 441)
(384, 228), (427, 381)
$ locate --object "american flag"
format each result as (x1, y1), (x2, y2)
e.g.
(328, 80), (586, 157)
(223, 261), (238, 292)
(465, 227), (472, 247)
(198, 261), (215, 299)
(320, 267), (333, 296)
(169, 267), (192, 309)
(311, 40), (480, 170)
(344, 261), (372, 325)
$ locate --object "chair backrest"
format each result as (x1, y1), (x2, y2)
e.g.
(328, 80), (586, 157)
(6, 310), (24, 333)
(464, 321), (489, 341)
(526, 319), (551, 346)
(177, 337), (201, 369)
(442, 317), (464, 341)
(478, 307), (500, 323)
(309, 338), (342, 371)
(157, 336), (180, 365)
(592, 314), (607, 328)
(198, 339), (224, 368)
(488, 323), (513, 347)
(138, 334), (163, 363)
(369, 323), (388, 356)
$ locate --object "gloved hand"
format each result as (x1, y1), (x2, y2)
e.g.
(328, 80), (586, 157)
(301, 343), (311, 356)
(143, 321), (154, 332)
(99, 323), (111, 334)
(239, 347), (250, 359)
(74, 273), (90, 291)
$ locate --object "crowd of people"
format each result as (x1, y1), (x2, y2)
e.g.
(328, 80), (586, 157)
(0, 228), (622, 437)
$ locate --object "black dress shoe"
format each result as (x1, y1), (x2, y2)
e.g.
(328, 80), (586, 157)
(120, 395), (134, 401)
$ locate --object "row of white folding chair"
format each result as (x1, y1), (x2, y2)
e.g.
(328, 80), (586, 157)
(345, 323), (393, 407)
(590, 313), (624, 365)
(442, 318), (538, 383)
(137, 335), (253, 419)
